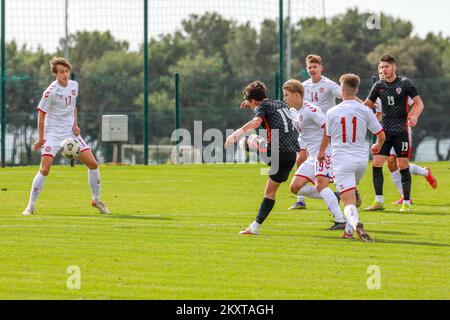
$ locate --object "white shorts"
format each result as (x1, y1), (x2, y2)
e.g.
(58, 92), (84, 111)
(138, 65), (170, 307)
(333, 159), (368, 194)
(41, 134), (90, 158)
(294, 146), (333, 183)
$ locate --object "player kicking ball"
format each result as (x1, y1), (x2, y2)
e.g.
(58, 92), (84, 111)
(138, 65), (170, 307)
(318, 74), (385, 242)
(225, 81), (299, 235)
(283, 80), (346, 230)
(22, 57), (110, 215)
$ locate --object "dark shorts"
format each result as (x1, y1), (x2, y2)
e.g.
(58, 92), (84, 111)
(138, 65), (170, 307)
(379, 131), (410, 158)
(264, 151), (297, 183)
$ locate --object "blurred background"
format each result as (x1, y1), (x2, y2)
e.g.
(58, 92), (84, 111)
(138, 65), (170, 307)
(1, 0), (449, 165)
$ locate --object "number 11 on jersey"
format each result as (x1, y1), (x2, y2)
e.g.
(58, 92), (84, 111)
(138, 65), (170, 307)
(340, 116), (357, 143)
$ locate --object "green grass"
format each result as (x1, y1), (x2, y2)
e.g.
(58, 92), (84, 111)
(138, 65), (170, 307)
(0, 162), (449, 299)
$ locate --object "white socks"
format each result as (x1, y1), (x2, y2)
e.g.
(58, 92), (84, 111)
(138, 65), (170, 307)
(296, 195), (305, 202)
(319, 187), (345, 223)
(391, 164), (426, 198)
(297, 185), (322, 199)
(375, 195), (384, 203)
(390, 170), (403, 196)
(88, 168), (101, 202)
(27, 172), (46, 209)
(409, 164), (427, 176)
(344, 204), (359, 234)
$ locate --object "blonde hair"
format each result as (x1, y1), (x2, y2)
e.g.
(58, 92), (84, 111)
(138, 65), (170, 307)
(283, 79), (304, 97)
(306, 54), (322, 65)
(339, 73), (360, 96)
(49, 57), (72, 75)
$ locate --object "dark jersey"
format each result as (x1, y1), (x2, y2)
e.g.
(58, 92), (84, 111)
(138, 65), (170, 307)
(254, 99), (299, 153)
(367, 76), (418, 133)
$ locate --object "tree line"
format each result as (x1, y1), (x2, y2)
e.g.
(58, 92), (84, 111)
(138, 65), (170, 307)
(4, 8), (450, 163)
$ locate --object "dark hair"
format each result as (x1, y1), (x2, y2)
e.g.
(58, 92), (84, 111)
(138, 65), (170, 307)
(379, 54), (396, 64)
(243, 81), (267, 101)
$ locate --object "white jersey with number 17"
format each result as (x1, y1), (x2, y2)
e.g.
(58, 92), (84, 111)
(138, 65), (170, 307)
(36, 80), (78, 138)
(326, 99), (383, 162)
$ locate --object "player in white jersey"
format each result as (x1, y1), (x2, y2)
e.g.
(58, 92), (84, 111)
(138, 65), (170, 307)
(289, 55), (341, 210)
(283, 80), (346, 230)
(318, 74), (385, 242)
(374, 69), (437, 204)
(22, 57), (110, 215)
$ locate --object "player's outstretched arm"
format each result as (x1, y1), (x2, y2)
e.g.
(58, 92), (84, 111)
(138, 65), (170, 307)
(224, 117), (263, 149)
(408, 96), (424, 128)
(33, 111), (46, 151)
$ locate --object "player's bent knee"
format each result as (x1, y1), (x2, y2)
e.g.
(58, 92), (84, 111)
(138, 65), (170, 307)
(87, 161), (98, 170)
(40, 167), (50, 176)
(290, 184), (300, 194)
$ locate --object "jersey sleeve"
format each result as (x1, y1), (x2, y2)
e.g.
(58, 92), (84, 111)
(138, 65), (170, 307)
(367, 109), (383, 135)
(405, 78), (418, 99)
(310, 108), (326, 128)
(367, 82), (380, 103)
(36, 89), (54, 114)
(330, 81), (341, 99)
(325, 113), (332, 137)
(253, 103), (267, 119)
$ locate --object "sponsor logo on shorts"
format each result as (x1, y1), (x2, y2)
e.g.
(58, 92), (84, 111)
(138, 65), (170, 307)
(45, 146), (51, 152)
(72, 90), (76, 96)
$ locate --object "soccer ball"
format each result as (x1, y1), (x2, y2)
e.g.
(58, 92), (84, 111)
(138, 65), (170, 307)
(60, 138), (81, 159)
(239, 134), (268, 153)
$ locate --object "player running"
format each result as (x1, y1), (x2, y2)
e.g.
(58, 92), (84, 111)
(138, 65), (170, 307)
(318, 74), (385, 242)
(22, 57), (110, 215)
(284, 80), (346, 230)
(225, 81), (299, 235)
(374, 69), (437, 204)
(364, 55), (425, 212)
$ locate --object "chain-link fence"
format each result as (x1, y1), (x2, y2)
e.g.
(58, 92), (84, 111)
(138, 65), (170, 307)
(1, 0), (449, 166)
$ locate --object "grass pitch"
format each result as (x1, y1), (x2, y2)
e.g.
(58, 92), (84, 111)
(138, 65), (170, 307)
(0, 162), (448, 299)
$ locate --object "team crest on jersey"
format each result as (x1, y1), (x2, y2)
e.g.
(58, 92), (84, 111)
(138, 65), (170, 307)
(45, 146), (51, 152)
(396, 87), (402, 94)
(72, 90), (76, 96)
(319, 87), (325, 93)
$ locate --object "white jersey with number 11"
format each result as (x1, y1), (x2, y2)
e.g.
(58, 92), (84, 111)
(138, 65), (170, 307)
(326, 99), (383, 162)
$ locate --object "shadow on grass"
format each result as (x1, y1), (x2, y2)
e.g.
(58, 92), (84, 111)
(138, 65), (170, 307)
(367, 229), (417, 236)
(104, 214), (174, 221)
(380, 210), (450, 216)
(48, 213), (174, 221)
(312, 235), (450, 247)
